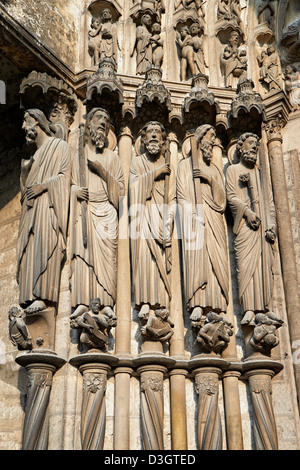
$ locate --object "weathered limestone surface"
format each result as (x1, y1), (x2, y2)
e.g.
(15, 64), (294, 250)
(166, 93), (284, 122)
(0, 0), (300, 451)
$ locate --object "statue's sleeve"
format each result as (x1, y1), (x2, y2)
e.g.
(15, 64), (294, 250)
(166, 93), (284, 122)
(225, 165), (249, 234)
(106, 154), (125, 210)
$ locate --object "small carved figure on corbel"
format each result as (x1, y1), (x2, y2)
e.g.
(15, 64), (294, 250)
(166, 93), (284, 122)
(249, 312), (282, 355)
(8, 305), (32, 351)
(257, 0), (275, 29)
(141, 308), (174, 343)
(257, 45), (281, 92)
(88, 17), (102, 66)
(195, 311), (233, 355)
(70, 298), (117, 352)
(151, 23), (164, 68)
(285, 64), (300, 109)
(221, 31), (247, 88)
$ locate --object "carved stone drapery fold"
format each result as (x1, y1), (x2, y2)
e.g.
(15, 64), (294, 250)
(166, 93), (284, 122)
(15, 353), (66, 450)
(194, 367), (222, 450)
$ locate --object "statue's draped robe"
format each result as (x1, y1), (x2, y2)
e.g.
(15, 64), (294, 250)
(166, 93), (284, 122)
(226, 163), (276, 312)
(100, 21), (118, 62)
(177, 156), (229, 312)
(17, 137), (70, 305)
(70, 147), (124, 309)
(129, 154), (176, 309)
(136, 25), (152, 75)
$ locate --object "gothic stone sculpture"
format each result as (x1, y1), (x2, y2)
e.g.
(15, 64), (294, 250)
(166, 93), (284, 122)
(8, 305), (32, 351)
(129, 121), (176, 319)
(71, 298), (117, 352)
(177, 124), (229, 323)
(225, 132), (277, 325)
(69, 108), (124, 321)
(17, 109), (71, 314)
(176, 23), (206, 81)
(195, 311), (233, 355)
(141, 308), (174, 343)
(88, 8), (118, 67)
(221, 31), (247, 88)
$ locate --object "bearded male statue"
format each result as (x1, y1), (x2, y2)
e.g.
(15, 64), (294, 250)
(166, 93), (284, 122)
(70, 108), (124, 320)
(177, 124), (229, 322)
(129, 121), (176, 319)
(225, 132), (279, 325)
(17, 109), (71, 314)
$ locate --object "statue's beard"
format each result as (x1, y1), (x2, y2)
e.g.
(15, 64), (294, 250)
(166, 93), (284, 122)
(200, 142), (213, 163)
(90, 126), (107, 150)
(25, 125), (38, 144)
(146, 139), (162, 156)
(242, 149), (257, 165)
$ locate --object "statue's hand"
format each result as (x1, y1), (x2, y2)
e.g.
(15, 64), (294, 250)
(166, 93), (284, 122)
(266, 228), (276, 243)
(26, 183), (46, 200)
(155, 163), (171, 180)
(246, 210), (261, 230)
(76, 187), (89, 201)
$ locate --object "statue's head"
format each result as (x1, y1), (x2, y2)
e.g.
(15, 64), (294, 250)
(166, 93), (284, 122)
(141, 121), (166, 158)
(229, 30), (240, 45)
(89, 298), (101, 314)
(141, 13), (152, 27)
(101, 8), (112, 21)
(86, 107), (110, 151)
(195, 124), (216, 163)
(236, 132), (259, 167)
(22, 108), (53, 145)
(8, 305), (22, 320)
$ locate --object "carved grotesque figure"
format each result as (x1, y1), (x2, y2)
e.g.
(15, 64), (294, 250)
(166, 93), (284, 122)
(129, 121), (176, 319)
(196, 311), (233, 355)
(69, 108), (124, 321)
(71, 298), (117, 352)
(249, 312), (281, 355)
(8, 305), (32, 351)
(17, 109), (71, 314)
(177, 124), (229, 323)
(225, 133), (277, 325)
(141, 308), (174, 343)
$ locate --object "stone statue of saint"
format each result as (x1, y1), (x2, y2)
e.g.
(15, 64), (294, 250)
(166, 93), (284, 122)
(129, 121), (176, 319)
(17, 108), (71, 314)
(69, 108), (124, 320)
(257, 45), (281, 91)
(8, 305), (32, 351)
(225, 133), (277, 325)
(285, 64), (300, 108)
(71, 298), (117, 352)
(176, 23), (205, 81)
(177, 125), (229, 322)
(221, 31), (247, 88)
(132, 13), (153, 75)
(99, 8), (118, 64)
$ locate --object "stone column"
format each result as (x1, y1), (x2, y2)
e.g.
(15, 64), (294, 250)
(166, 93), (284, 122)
(16, 352), (66, 450)
(263, 115), (300, 401)
(113, 126), (134, 450)
(168, 132), (188, 450)
(190, 357), (229, 450)
(69, 353), (118, 450)
(243, 361), (283, 450)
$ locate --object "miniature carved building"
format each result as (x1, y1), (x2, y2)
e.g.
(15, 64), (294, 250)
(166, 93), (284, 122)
(0, 0), (300, 451)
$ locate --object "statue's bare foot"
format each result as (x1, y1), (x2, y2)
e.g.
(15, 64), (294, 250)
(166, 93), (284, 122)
(241, 310), (254, 325)
(138, 304), (150, 319)
(190, 306), (203, 322)
(70, 304), (87, 319)
(24, 300), (47, 315)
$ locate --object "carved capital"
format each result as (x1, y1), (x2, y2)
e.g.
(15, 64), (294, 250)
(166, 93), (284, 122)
(263, 115), (285, 143)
